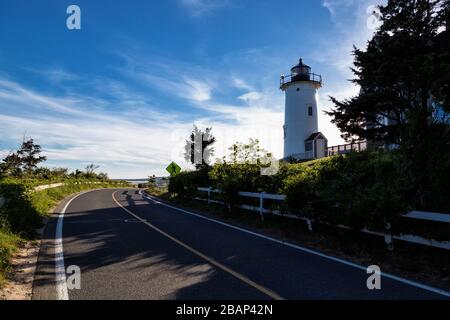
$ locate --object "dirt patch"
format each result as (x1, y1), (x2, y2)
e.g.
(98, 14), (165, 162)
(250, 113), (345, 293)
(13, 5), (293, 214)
(0, 217), (48, 300)
(0, 240), (41, 300)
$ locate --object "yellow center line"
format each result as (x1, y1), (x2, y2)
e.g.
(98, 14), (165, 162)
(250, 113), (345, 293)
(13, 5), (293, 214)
(112, 191), (284, 300)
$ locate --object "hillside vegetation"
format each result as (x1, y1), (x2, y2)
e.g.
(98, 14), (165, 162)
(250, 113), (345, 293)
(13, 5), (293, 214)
(0, 138), (130, 286)
(168, 150), (450, 237)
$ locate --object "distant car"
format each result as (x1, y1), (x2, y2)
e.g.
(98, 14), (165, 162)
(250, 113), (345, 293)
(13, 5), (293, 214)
(137, 183), (149, 188)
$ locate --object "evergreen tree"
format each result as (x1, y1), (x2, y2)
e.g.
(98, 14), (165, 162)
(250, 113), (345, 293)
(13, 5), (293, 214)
(327, 0), (449, 144)
(0, 152), (22, 177)
(327, 0), (450, 210)
(0, 138), (47, 177)
(17, 138), (47, 175)
(85, 164), (100, 178)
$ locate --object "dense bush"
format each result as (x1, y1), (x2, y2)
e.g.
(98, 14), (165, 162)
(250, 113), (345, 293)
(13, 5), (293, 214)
(0, 231), (21, 286)
(168, 167), (211, 198)
(207, 162), (284, 208)
(0, 179), (42, 237)
(168, 150), (450, 232)
(0, 178), (131, 287)
(282, 151), (411, 231)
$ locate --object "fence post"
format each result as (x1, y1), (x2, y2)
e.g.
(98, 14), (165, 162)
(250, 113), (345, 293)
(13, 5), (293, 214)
(384, 221), (394, 251)
(259, 192), (265, 221)
(207, 187), (211, 205)
(306, 219), (314, 232)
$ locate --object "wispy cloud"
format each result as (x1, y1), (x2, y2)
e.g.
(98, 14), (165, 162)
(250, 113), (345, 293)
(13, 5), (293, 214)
(118, 53), (215, 103)
(231, 77), (254, 91)
(0, 60), (284, 177)
(179, 0), (234, 16)
(132, 73), (212, 102)
(0, 74), (191, 177)
(2, 0), (385, 177)
(318, 0), (386, 74)
(322, 0), (358, 17)
(38, 68), (80, 84)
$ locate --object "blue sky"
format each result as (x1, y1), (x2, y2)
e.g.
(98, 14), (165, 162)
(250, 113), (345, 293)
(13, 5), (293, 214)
(0, 0), (384, 178)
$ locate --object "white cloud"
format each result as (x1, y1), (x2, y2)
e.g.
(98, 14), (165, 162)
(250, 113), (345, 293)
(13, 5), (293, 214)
(0, 77), (192, 178)
(0, 69), (284, 178)
(322, 0), (358, 17)
(40, 68), (80, 84)
(2, 11), (383, 179)
(311, 0), (387, 145)
(179, 0), (233, 16)
(118, 54), (214, 103)
(231, 76), (253, 91)
(238, 91), (262, 103)
(184, 78), (212, 101)
(193, 104), (284, 162)
(125, 73), (212, 103)
(318, 0), (386, 74)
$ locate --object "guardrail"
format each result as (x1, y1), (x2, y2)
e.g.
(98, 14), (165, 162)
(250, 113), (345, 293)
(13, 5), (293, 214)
(0, 183), (68, 209)
(33, 183), (65, 192)
(0, 181), (125, 209)
(280, 72), (322, 87)
(195, 187), (450, 251)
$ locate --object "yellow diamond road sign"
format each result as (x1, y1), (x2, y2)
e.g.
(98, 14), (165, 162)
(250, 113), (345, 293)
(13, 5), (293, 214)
(166, 161), (181, 176)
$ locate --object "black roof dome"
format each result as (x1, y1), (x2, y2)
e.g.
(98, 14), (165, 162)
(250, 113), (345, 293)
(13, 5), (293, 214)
(280, 58), (322, 89)
(291, 58), (310, 71)
(290, 58), (311, 81)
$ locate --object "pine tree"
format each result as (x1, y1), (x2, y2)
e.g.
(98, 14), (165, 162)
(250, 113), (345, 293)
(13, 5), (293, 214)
(17, 138), (47, 176)
(0, 152), (22, 177)
(327, 0), (449, 144)
(327, 0), (450, 210)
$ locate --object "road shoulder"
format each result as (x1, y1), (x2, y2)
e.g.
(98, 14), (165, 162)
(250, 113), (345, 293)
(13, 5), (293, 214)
(0, 239), (41, 300)
(31, 191), (87, 300)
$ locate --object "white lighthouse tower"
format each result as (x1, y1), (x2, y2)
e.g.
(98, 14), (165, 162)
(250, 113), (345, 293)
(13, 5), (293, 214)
(281, 59), (327, 160)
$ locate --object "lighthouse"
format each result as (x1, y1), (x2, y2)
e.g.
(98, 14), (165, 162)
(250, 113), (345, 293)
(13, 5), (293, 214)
(281, 59), (327, 160)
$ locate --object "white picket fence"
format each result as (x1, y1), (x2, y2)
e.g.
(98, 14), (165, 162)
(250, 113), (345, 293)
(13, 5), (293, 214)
(195, 187), (450, 251)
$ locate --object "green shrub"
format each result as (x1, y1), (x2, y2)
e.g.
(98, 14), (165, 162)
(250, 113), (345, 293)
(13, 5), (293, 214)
(166, 150), (448, 233)
(282, 151), (411, 231)
(0, 180), (42, 237)
(0, 178), (130, 287)
(168, 167), (210, 198)
(0, 230), (22, 286)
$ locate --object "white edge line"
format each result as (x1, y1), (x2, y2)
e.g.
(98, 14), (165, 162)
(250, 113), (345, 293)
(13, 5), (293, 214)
(55, 189), (102, 300)
(138, 190), (450, 298)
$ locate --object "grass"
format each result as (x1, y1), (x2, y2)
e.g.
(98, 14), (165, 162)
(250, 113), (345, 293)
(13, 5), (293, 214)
(30, 181), (129, 217)
(0, 180), (130, 288)
(145, 185), (168, 198)
(0, 231), (22, 287)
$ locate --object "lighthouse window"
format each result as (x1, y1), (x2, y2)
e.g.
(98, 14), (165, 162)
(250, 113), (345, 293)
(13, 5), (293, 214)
(308, 106), (313, 116)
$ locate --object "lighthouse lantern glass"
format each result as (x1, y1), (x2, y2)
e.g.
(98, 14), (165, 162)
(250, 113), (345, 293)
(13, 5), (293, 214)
(291, 66), (299, 76)
(299, 65), (310, 75)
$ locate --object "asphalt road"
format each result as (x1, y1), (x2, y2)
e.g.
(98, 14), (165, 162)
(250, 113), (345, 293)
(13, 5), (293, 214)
(32, 188), (449, 300)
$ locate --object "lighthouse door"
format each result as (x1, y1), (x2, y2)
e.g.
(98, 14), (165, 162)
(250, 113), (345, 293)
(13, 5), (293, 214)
(315, 138), (326, 158)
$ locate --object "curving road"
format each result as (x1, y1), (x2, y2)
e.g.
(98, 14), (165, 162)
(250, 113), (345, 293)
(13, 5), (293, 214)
(32, 188), (449, 300)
